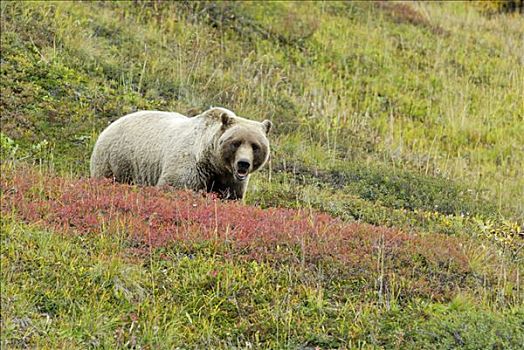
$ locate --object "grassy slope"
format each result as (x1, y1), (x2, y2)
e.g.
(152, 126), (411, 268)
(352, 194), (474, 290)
(2, 165), (523, 349)
(1, 1), (522, 215)
(1, 1), (523, 349)
(4, 223), (522, 349)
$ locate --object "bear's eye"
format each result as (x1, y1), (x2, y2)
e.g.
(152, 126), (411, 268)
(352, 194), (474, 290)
(251, 143), (260, 151)
(232, 141), (242, 148)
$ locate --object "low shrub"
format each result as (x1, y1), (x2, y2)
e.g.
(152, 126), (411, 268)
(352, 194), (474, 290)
(273, 161), (497, 217)
(2, 165), (521, 303)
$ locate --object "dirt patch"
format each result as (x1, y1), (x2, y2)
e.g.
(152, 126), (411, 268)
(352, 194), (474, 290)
(374, 1), (447, 36)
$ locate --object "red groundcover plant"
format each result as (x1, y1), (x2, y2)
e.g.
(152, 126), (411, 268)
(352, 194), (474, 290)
(0, 165), (507, 301)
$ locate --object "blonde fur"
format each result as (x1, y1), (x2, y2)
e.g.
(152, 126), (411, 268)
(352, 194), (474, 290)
(90, 107), (271, 199)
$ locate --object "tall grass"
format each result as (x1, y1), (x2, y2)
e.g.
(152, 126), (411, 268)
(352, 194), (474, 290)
(1, 1), (522, 216)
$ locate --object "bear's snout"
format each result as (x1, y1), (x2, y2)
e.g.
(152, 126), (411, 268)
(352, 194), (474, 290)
(235, 159), (251, 181)
(237, 160), (251, 170)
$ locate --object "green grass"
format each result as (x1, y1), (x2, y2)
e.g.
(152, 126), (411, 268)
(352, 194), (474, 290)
(1, 1), (523, 348)
(2, 218), (523, 349)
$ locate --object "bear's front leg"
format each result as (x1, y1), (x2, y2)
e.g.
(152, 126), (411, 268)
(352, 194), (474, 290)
(208, 177), (248, 200)
(228, 180), (248, 200)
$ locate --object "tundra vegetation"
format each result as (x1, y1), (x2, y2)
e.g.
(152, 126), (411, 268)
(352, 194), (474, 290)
(1, 1), (523, 349)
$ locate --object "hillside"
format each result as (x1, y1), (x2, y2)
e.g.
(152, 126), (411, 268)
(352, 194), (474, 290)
(1, 1), (523, 349)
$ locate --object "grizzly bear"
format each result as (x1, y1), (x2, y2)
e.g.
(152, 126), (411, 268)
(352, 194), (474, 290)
(90, 107), (272, 199)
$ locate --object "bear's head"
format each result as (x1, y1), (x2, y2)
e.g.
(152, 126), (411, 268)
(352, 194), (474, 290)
(204, 107), (272, 182)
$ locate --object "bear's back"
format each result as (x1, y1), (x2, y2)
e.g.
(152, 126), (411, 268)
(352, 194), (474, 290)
(92, 110), (200, 184)
(115, 110), (189, 128)
(101, 110), (198, 142)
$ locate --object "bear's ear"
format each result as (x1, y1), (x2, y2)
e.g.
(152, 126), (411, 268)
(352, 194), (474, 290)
(262, 120), (272, 134)
(220, 112), (233, 128)
(206, 108), (233, 128)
